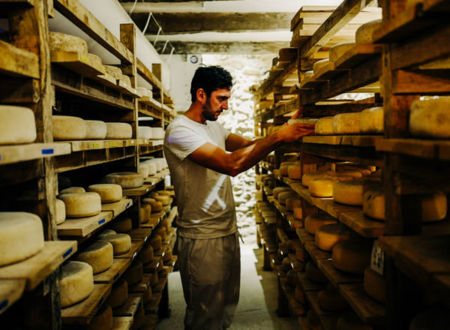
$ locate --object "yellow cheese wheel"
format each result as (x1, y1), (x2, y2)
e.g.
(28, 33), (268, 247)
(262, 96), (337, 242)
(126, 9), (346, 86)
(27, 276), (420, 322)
(139, 204), (151, 224)
(75, 240), (113, 274)
(125, 261), (143, 286)
(104, 172), (144, 189)
(55, 199), (66, 225)
(59, 192), (102, 218)
(360, 107), (384, 134)
(305, 261), (328, 283)
(98, 231), (131, 256)
(293, 206), (303, 220)
(329, 42), (356, 62)
(318, 287), (348, 312)
(337, 312), (372, 330)
(273, 187), (292, 199)
(108, 279), (128, 308)
(120, 74), (131, 88)
(84, 120), (107, 140)
(49, 32), (88, 54)
(60, 187), (85, 194)
(111, 217), (132, 233)
(278, 191), (297, 205)
(305, 214), (337, 235)
(0, 106), (36, 145)
(332, 113), (361, 134)
(288, 164), (302, 180)
(309, 178), (338, 197)
(280, 162), (297, 177)
(60, 261), (94, 308)
(363, 185), (385, 221)
(143, 198), (163, 212)
(334, 170), (364, 179)
(410, 97), (450, 138)
(153, 194), (171, 206)
(315, 223), (352, 251)
(88, 184), (122, 203)
(313, 59), (329, 74)
(363, 267), (386, 303)
(315, 117), (334, 135)
(86, 53), (102, 69)
(332, 239), (373, 274)
(87, 305), (113, 330)
(286, 198), (301, 211)
(333, 180), (364, 206)
(302, 172), (328, 187)
(53, 116), (87, 140)
(355, 19), (382, 44)
(105, 122), (132, 139)
(138, 126), (152, 139)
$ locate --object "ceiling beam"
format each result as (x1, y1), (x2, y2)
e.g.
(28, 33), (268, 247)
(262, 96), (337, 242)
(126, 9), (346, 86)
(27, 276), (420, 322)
(155, 41), (289, 54)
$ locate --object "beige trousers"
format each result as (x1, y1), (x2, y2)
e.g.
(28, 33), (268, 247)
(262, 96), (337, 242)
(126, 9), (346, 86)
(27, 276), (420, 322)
(177, 233), (240, 330)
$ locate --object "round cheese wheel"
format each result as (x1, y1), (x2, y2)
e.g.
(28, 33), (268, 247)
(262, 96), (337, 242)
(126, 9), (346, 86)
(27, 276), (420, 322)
(318, 287), (348, 312)
(302, 172), (328, 187)
(60, 187), (86, 194)
(333, 180), (364, 206)
(0, 212), (44, 266)
(329, 42), (355, 62)
(273, 187), (292, 199)
(98, 232), (131, 256)
(153, 194), (170, 206)
(315, 116), (334, 135)
(0, 106), (36, 145)
(125, 261), (143, 286)
(293, 207), (303, 220)
(305, 261), (327, 283)
(409, 308), (450, 330)
(55, 199), (66, 225)
(87, 305), (113, 330)
(151, 127), (165, 140)
(279, 162), (297, 177)
(138, 126), (152, 139)
(360, 107), (384, 134)
(286, 198), (301, 211)
(355, 19), (382, 44)
(138, 164), (150, 178)
(60, 261), (94, 308)
(112, 217), (133, 233)
(315, 223), (352, 251)
(156, 190), (171, 196)
(309, 178), (338, 197)
(104, 65), (122, 79)
(332, 113), (361, 134)
(104, 172), (144, 189)
(86, 53), (102, 68)
(363, 267), (386, 303)
(313, 59), (329, 74)
(53, 116), (87, 140)
(59, 192), (102, 218)
(141, 162), (157, 176)
(84, 120), (107, 140)
(288, 165), (302, 180)
(409, 97), (450, 138)
(143, 198), (163, 212)
(109, 279), (128, 308)
(332, 239), (372, 274)
(143, 286), (153, 304)
(139, 204), (151, 224)
(337, 312), (372, 330)
(49, 32), (88, 54)
(150, 235), (162, 251)
(75, 240), (113, 274)
(120, 74), (131, 88)
(294, 286), (305, 304)
(105, 122), (132, 139)
(305, 214), (337, 235)
(363, 185), (385, 220)
(88, 184), (122, 203)
(139, 244), (154, 264)
(137, 87), (152, 98)
(278, 191), (297, 205)
(335, 170), (364, 179)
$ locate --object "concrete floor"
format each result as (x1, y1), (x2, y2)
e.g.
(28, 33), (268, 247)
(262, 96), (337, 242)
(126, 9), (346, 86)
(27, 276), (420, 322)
(156, 243), (299, 330)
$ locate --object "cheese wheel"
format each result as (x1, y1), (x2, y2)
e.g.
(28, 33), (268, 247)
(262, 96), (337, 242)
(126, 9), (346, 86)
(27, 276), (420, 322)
(139, 204), (151, 224)
(88, 184), (122, 203)
(329, 42), (355, 62)
(305, 214), (337, 235)
(333, 180), (364, 206)
(355, 19), (382, 44)
(287, 118), (318, 126)
(294, 286), (305, 304)
(278, 191), (297, 205)
(315, 117), (334, 135)
(313, 59), (329, 74)
(293, 207), (303, 220)
(143, 198), (163, 212)
(109, 279), (128, 308)
(150, 235), (162, 250)
(332, 239), (372, 274)
(156, 190), (171, 196)
(0, 106), (36, 145)
(273, 187), (292, 199)
(59, 192), (102, 218)
(363, 185), (385, 220)
(318, 288), (348, 312)
(315, 223), (352, 251)
(75, 240), (113, 274)
(0, 212), (44, 266)
(153, 194), (170, 206)
(84, 120), (107, 140)
(125, 261), (143, 286)
(104, 172), (144, 189)
(141, 162), (157, 176)
(111, 217), (133, 233)
(104, 65), (122, 79)
(337, 312), (372, 330)
(87, 305), (113, 330)
(60, 187), (85, 194)
(288, 165), (302, 180)
(305, 262), (327, 283)
(309, 178), (338, 197)
(280, 162), (297, 177)
(421, 192), (447, 222)
(98, 232), (131, 255)
(409, 308), (450, 330)
(139, 244), (154, 264)
(360, 107), (384, 134)
(335, 170), (364, 179)
(86, 53), (102, 68)
(120, 74), (131, 88)
(332, 113), (360, 134)
(105, 122), (132, 139)
(55, 199), (66, 225)
(302, 172), (328, 187)
(49, 32), (88, 54)
(286, 198), (301, 211)
(60, 261), (94, 308)
(138, 164), (149, 178)
(137, 87), (152, 98)
(143, 286), (153, 304)
(363, 267), (386, 303)
(151, 127), (165, 140)
(53, 116), (87, 140)
(138, 126), (152, 139)
(409, 97), (450, 138)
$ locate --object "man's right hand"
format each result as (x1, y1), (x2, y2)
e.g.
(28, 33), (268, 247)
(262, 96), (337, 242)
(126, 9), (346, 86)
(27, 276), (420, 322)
(276, 122), (315, 143)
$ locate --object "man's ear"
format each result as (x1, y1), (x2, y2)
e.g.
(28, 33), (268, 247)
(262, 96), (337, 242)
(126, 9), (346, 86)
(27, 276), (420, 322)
(196, 88), (207, 103)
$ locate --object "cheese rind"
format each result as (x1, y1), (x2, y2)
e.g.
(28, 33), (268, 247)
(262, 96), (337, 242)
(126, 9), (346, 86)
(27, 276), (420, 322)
(49, 32), (88, 54)
(332, 239), (372, 274)
(332, 113), (360, 134)
(363, 185), (385, 220)
(355, 19), (382, 44)
(0, 106), (36, 145)
(138, 126), (152, 139)
(105, 122), (132, 139)
(363, 267), (386, 303)
(305, 214), (337, 235)
(60, 187), (85, 194)
(278, 191), (297, 205)
(59, 192), (102, 218)
(88, 184), (122, 203)
(53, 116), (87, 140)
(84, 120), (107, 140)
(309, 178), (338, 197)
(139, 244), (154, 264)
(60, 261), (94, 308)
(287, 165), (302, 180)
(360, 107), (384, 133)
(0, 212), (44, 266)
(98, 233), (131, 256)
(104, 172), (144, 189)
(75, 240), (113, 274)
(302, 172), (328, 187)
(273, 187), (292, 199)
(55, 199), (66, 225)
(104, 65), (122, 79)
(333, 180), (364, 206)
(315, 117), (334, 135)
(143, 198), (162, 212)
(409, 97), (450, 138)
(315, 223), (352, 251)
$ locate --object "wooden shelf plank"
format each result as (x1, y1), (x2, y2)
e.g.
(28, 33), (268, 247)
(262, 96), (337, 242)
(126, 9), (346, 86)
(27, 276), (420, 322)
(0, 143), (71, 165)
(51, 51), (105, 77)
(94, 258), (132, 284)
(303, 135), (382, 147)
(101, 198), (133, 218)
(115, 241), (144, 260)
(0, 40), (39, 79)
(122, 184), (157, 197)
(339, 211), (385, 238)
(317, 258), (362, 287)
(297, 272), (323, 292)
(113, 294), (141, 317)
(129, 228), (153, 242)
(334, 44), (383, 69)
(57, 212), (113, 237)
(112, 316), (133, 330)
(0, 241), (77, 290)
(61, 283), (111, 325)
(136, 59), (163, 92)
(376, 138), (450, 161)
(0, 279), (26, 315)
(69, 140), (136, 152)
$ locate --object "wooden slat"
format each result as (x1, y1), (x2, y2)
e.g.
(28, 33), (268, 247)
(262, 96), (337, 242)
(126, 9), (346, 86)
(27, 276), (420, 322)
(0, 40), (39, 78)
(334, 44), (383, 69)
(51, 51), (105, 77)
(114, 241), (144, 260)
(93, 258), (132, 284)
(317, 258), (362, 286)
(392, 69), (450, 94)
(136, 59), (163, 91)
(101, 198), (133, 218)
(57, 212), (113, 237)
(0, 143), (71, 165)
(376, 138), (450, 161)
(129, 228), (153, 242)
(303, 135), (382, 147)
(112, 316), (134, 330)
(113, 294), (141, 317)
(0, 279), (26, 315)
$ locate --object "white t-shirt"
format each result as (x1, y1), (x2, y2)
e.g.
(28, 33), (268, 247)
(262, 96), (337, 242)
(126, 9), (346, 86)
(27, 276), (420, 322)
(164, 115), (237, 239)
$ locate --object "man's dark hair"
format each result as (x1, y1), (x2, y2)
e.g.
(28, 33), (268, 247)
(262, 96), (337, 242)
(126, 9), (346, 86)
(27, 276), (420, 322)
(190, 66), (233, 102)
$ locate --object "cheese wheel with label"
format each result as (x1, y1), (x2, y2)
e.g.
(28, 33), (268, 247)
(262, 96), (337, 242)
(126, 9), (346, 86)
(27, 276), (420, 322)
(309, 178), (338, 197)
(98, 232), (131, 256)
(87, 305), (113, 330)
(332, 239), (372, 274)
(318, 287), (348, 312)
(313, 59), (329, 74)
(109, 279), (128, 308)
(0, 212), (44, 266)
(60, 261), (94, 308)
(333, 180), (364, 206)
(315, 117), (334, 135)
(112, 217), (132, 233)
(55, 199), (66, 225)
(355, 19), (382, 44)
(60, 187), (85, 194)
(105, 122), (132, 139)
(84, 120), (107, 140)
(409, 97), (450, 138)
(75, 240), (113, 274)
(363, 267), (386, 303)
(305, 214), (337, 235)
(315, 223), (352, 251)
(104, 172), (144, 189)
(0, 106), (36, 145)
(125, 261), (143, 286)
(288, 165), (302, 180)
(332, 113), (360, 134)
(88, 184), (122, 203)
(138, 126), (152, 139)
(59, 192), (102, 218)
(329, 42), (356, 62)
(360, 107), (384, 134)
(49, 32), (88, 54)
(53, 116), (87, 140)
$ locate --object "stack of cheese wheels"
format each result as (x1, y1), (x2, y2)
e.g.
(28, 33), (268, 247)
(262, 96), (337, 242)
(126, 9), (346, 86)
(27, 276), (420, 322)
(55, 199), (66, 225)
(104, 172), (144, 189)
(409, 308), (450, 330)
(318, 287), (348, 312)
(105, 122), (132, 139)
(150, 235), (162, 251)
(112, 217), (132, 233)
(108, 279), (128, 309)
(59, 192), (102, 218)
(273, 187), (292, 199)
(143, 198), (162, 213)
(287, 164), (302, 180)
(360, 107), (384, 134)
(333, 179), (364, 206)
(60, 261), (94, 307)
(305, 262), (328, 283)
(139, 244), (154, 264)
(280, 162), (297, 177)
(60, 186), (85, 194)
(355, 19), (382, 44)
(337, 312), (372, 330)
(0, 106), (37, 144)
(151, 127), (165, 140)
(313, 59), (329, 74)
(140, 161), (157, 176)
(87, 305), (113, 330)
(74, 240), (114, 274)
(306, 309), (321, 330)
(278, 190), (297, 205)
(98, 229), (131, 256)
(363, 267), (386, 303)
(305, 214), (337, 235)
(125, 261), (143, 286)
(104, 65), (122, 80)
(84, 120), (107, 140)
(329, 42), (355, 62)
(139, 203), (151, 224)
(309, 177), (340, 197)
(409, 97), (450, 138)
(302, 172), (328, 187)
(332, 239), (372, 274)
(53, 116), (87, 140)
(151, 191), (171, 206)
(88, 184), (122, 203)
(0, 212), (44, 266)
(332, 113), (360, 134)
(315, 223), (352, 251)
(286, 198), (301, 211)
(49, 32), (88, 54)
(315, 116), (334, 135)
(137, 126), (152, 139)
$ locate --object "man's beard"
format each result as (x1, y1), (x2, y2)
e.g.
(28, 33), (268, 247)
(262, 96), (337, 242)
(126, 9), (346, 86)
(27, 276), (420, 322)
(201, 103), (218, 121)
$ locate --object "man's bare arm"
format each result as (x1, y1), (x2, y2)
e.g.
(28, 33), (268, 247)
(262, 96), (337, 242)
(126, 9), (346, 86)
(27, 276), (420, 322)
(225, 133), (257, 151)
